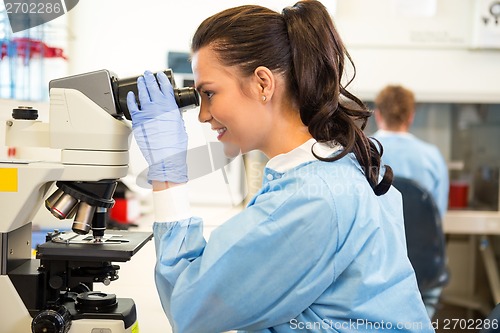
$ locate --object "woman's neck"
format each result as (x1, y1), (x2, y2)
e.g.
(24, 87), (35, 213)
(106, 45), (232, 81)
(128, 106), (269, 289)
(262, 111), (312, 158)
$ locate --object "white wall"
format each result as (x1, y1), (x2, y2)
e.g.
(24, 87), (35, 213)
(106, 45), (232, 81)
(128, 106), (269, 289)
(335, 0), (500, 103)
(66, 0), (500, 103)
(66, 0), (335, 76)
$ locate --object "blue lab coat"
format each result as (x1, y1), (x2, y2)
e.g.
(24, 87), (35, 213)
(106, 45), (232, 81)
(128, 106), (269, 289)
(372, 131), (449, 218)
(153, 140), (434, 332)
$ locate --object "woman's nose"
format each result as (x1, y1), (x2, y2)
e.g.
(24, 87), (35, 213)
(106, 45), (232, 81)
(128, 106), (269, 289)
(198, 103), (212, 123)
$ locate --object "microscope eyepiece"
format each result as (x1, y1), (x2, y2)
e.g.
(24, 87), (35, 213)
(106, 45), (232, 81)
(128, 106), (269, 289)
(115, 69), (200, 120)
(49, 68), (199, 120)
(175, 86), (199, 111)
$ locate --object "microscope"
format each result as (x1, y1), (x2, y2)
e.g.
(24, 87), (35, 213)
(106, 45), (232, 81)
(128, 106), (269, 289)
(0, 69), (199, 333)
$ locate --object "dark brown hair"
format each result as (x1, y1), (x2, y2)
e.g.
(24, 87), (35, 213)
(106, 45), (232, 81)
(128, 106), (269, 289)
(191, 0), (392, 195)
(375, 85), (416, 129)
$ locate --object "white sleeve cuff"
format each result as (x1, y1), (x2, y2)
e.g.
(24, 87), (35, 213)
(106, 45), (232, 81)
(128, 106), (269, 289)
(152, 184), (192, 222)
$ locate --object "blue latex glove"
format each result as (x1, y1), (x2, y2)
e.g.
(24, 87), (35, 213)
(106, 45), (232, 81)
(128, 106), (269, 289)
(127, 70), (188, 184)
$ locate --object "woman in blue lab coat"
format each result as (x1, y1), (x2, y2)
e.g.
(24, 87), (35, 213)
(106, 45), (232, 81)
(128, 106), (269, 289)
(127, 1), (434, 332)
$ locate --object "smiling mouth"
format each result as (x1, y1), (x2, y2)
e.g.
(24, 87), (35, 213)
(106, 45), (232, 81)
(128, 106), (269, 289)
(216, 127), (227, 139)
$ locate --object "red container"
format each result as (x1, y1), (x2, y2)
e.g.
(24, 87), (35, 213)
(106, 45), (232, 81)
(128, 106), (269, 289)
(449, 181), (469, 209)
(110, 198), (128, 224)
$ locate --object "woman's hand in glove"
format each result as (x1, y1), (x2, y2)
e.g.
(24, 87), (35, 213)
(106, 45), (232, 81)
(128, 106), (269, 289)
(127, 70), (188, 184)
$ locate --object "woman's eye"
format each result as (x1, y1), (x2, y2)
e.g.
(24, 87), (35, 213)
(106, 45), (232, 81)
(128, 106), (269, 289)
(203, 91), (214, 99)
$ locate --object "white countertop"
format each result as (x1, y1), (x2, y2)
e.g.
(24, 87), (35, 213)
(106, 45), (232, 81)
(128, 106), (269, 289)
(444, 210), (500, 235)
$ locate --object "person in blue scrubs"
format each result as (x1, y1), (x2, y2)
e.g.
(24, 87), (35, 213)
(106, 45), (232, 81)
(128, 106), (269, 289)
(127, 1), (434, 332)
(373, 85), (449, 319)
(373, 85), (449, 218)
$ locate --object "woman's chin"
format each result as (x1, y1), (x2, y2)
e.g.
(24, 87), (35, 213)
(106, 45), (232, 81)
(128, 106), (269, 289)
(223, 142), (241, 158)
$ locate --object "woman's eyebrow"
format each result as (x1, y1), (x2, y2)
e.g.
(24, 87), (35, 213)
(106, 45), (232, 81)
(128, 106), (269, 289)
(195, 81), (212, 92)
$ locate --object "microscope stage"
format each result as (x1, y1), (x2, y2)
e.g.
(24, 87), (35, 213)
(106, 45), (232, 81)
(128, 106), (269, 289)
(36, 231), (153, 262)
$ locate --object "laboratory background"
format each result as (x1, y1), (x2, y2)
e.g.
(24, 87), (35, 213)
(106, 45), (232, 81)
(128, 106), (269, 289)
(1, 0), (500, 332)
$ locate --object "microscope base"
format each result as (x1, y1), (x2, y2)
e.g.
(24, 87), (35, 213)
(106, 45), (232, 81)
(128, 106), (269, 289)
(0, 277), (139, 332)
(0, 279), (141, 333)
(1, 230), (152, 332)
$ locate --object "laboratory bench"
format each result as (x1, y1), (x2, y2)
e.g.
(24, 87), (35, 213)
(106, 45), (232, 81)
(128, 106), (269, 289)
(442, 210), (500, 317)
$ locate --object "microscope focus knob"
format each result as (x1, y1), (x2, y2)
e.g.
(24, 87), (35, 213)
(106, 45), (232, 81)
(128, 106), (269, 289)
(12, 106), (38, 120)
(31, 306), (71, 333)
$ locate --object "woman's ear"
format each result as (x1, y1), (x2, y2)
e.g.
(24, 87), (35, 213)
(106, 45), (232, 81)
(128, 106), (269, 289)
(253, 66), (274, 103)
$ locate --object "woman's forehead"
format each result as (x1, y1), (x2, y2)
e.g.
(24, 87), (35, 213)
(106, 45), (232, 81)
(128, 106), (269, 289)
(192, 47), (220, 70)
(193, 47), (243, 85)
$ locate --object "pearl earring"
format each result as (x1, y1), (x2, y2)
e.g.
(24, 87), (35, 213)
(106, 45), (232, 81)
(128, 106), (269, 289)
(262, 95), (267, 102)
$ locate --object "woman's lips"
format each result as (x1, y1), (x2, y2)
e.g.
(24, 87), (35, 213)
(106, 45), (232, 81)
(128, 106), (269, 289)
(216, 127), (227, 140)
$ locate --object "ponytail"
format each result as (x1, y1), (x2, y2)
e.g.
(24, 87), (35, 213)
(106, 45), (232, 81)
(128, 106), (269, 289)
(282, 1), (392, 195)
